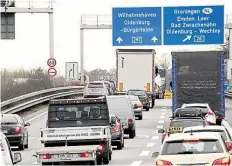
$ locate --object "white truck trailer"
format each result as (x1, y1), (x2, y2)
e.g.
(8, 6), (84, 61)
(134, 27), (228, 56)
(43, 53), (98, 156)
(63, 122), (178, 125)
(116, 49), (155, 92)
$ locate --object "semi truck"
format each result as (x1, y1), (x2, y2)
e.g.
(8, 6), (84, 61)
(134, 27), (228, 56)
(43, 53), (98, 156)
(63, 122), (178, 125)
(116, 49), (155, 92)
(171, 51), (226, 125)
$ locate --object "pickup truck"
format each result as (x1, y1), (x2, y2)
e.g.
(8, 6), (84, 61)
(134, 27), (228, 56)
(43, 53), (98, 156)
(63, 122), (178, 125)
(38, 97), (112, 165)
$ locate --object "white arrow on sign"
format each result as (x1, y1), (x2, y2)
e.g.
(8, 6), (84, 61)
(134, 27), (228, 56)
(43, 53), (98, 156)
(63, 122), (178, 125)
(151, 36), (158, 43)
(183, 35), (192, 42)
(116, 37), (123, 43)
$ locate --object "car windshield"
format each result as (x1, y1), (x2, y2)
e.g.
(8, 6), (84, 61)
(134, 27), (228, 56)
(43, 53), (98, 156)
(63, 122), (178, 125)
(130, 96), (139, 101)
(128, 90), (146, 96)
(1, 116), (18, 125)
(161, 139), (224, 155)
(184, 106), (208, 113)
(48, 103), (110, 128)
(88, 83), (103, 88)
(184, 130), (228, 141)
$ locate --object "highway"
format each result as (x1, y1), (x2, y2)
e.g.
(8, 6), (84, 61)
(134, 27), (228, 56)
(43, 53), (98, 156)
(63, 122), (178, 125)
(12, 98), (232, 166)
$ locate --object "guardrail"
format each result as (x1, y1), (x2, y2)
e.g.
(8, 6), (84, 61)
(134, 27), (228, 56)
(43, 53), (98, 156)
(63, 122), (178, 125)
(1, 86), (84, 114)
(0, 87), (231, 115)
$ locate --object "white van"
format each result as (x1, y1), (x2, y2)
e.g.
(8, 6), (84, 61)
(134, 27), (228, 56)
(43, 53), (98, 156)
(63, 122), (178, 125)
(106, 95), (136, 139)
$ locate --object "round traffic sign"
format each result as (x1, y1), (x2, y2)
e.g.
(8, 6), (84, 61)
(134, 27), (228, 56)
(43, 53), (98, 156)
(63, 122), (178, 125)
(47, 58), (56, 67)
(48, 67), (57, 77)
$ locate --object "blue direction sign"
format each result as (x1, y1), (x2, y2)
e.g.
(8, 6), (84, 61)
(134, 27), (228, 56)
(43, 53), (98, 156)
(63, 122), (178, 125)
(112, 7), (162, 46)
(163, 5), (224, 45)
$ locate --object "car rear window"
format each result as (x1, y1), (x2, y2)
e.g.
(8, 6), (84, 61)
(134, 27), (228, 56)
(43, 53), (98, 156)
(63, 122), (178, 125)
(1, 116), (18, 124)
(130, 96), (139, 101)
(184, 106), (208, 113)
(184, 130), (228, 141)
(128, 91), (146, 96)
(170, 120), (206, 129)
(161, 139), (224, 155)
(88, 83), (103, 88)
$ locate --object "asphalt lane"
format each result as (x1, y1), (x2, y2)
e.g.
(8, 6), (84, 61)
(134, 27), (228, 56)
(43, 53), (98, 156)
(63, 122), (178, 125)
(13, 98), (231, 165)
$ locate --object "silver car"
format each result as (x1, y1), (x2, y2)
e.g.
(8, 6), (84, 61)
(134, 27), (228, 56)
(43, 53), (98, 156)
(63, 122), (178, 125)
(129, 95), (143, 120)
(83, 81), (109, 98)
(0, 132), (22, 165)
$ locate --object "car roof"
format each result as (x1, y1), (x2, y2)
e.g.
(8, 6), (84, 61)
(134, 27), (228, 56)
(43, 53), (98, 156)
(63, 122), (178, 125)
(107, 95), (131, 99)
(165, 132), (221, 142)
(183, 103), (208, 107)
(172, 118), (205, 122)
(89, 81), (104, 84)
(2, 114), (16, 117)
(127, 89), (145, 91)
(183, 125), (226, 131)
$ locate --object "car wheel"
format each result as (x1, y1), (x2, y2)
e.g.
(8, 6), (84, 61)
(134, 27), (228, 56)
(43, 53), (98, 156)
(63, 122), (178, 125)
(133, 130), (136, 137)
(117, 140), (123, 150)
(97, 157), (102, 165)
(103, 151), (110, 164)
(146, 107), (149, 111)
(138, 116), (143, 120)
(122, 135), (124, 148)
(18, 141), (24, 151)
(109, 150), (112, 160)
(129, 130), (135, 139)
(25, 135), (28, 149)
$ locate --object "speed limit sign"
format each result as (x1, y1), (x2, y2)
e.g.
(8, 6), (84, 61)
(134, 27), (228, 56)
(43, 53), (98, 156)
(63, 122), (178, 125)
(47, 58), (56, 67)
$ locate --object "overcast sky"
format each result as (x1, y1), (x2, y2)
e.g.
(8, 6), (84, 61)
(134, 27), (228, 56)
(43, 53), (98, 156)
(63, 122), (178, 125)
(0, 0), (231, 76)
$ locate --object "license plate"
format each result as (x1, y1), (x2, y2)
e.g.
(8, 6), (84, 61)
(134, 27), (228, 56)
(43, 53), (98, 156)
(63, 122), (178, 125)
(59, 154), (79, 158)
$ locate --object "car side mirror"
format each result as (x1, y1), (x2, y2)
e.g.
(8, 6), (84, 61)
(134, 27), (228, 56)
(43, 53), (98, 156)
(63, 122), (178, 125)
(13, 152), (22, 164)
(158, 129), (165, 133)
(133, 104), (138, 109)
(122, 122), (127, 127)
(25, 122), (31, 126)
(151, 152), (159, 158)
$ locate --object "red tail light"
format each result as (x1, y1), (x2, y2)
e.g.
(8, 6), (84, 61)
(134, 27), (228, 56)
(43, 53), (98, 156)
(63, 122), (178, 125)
(156, 160), (173, 166)
(138, 103), (142, 108)
(212, 157), (230, 166)
(112, 123), (120, 133)
(80, 152), (89, 158)
(97, 145), (103, 151)
(128, 119), (133, 124)
(43, 154), (51, 159)
(167, 121), (171, 127)
(225, 141), (232, 151)
(14, 127), (21, 135)
(208, 109), (214, 115)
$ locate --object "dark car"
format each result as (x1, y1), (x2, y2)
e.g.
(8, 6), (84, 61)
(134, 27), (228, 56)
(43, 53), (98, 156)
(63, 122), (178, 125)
(1, 114), (30, 150)
(146, 92), (155, 108)
(110, 114), (124, 150)
(158, 108), (209, 143)
(126, 89), (150, 111)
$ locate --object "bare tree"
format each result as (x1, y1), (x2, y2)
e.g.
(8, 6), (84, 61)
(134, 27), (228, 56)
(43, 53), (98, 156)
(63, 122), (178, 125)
(157, 53), (171, 69)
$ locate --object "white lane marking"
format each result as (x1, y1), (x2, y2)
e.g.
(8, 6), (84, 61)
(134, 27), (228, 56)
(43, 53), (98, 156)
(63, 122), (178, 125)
(139, 151), (150, 156)
(161, 109), (167, 112)
(159, 115), (165, 119)
(151, 135), (159, 140)
(162, 107), (167, 109)
(136, 135), (149, 138)
(158, 120), (164, 124)
(25, 111), (47, 123)
(160, 112), (166, 115)
(146, 143), (156, 147)
(131, 161), (142, 166)
(29, 137), (37, 140)
(157, 125), (163, 129)
(32, 161), (37, 164)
